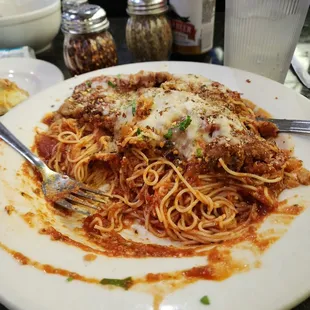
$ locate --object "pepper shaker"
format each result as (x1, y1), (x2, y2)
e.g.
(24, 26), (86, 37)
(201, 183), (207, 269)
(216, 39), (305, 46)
(61, 4), (118, 76)
(126, 0), (172, 62)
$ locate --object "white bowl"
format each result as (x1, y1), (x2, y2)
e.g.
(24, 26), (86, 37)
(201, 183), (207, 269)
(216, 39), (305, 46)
(0, 0), (61, 53)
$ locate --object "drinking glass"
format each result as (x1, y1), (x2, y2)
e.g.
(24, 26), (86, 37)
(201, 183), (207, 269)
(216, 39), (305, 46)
(224, 0), (310, 83)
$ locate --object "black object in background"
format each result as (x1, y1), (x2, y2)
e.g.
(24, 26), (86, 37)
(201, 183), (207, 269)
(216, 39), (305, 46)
(89, 0), (127, 16)
(89, 0), (225, 17)
(89, 0), (225, 63)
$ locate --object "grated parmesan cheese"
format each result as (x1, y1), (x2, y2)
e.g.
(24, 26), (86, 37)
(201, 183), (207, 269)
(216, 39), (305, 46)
(111, 87), (245, 158)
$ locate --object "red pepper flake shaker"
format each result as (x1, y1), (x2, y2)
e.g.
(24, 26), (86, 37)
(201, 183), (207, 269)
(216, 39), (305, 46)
(61, 4), (118, 76)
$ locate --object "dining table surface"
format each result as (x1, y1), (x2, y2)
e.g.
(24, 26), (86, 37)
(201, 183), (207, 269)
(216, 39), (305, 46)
(1, 9), (310, 310)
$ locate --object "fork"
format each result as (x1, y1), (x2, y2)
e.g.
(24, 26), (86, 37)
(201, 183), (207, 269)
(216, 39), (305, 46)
(257, 118), (310, 134)
(0, 122), (110, 215)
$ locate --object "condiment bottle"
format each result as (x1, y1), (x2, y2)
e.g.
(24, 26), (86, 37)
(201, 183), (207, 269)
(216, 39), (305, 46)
(126, 0), (172, 62)
(61, 4), (118, 76)
(169, 0), (216, 62)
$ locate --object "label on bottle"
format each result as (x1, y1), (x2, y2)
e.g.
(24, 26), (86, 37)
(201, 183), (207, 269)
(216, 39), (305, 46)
(170, 0), (215, 55)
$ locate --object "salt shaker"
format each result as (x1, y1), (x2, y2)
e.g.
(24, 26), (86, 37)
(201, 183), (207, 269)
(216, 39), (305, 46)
(126, 0), (172, 62)
(61, 4), (118, 76)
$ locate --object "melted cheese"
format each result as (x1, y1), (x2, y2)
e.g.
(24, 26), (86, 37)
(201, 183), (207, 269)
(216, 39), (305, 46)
(138, 89), (190, 131)
(211, 115), (243, 145)
(92, 81), (108, 89)
(112, 88), (245, 158)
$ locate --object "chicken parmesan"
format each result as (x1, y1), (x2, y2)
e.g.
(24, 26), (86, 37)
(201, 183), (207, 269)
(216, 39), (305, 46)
(35, 71), (310, 245)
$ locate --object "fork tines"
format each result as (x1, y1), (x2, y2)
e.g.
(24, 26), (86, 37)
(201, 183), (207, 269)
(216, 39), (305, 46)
(56, 185), (111, 215)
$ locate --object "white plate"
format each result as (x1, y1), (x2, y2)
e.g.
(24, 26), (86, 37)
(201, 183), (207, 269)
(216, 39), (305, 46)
(1, 61), (310, 310)
(0, 58), (64, 95)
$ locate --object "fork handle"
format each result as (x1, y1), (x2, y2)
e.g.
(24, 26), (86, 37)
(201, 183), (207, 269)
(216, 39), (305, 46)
(0, 122), (48, 172)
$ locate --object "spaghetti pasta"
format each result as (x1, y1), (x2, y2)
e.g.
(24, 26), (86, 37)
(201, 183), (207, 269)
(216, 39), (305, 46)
(35, 71), (310, 245)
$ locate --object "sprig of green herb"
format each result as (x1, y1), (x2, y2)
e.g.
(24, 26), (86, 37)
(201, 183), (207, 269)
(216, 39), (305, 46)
(179, 115), (192, 131)
(85, 81), (91, 88)
(164, 128), (173, 140)
(163, 115), (192, 140)
(66, 277), (73, 282)
(196, 148), (203, 158)
(99, 277), (133, 290)
(136, 128), (141, 135)
(132, 100), (137, 116)
(108, 81), (116, 88)
(200, 295), (210, 305)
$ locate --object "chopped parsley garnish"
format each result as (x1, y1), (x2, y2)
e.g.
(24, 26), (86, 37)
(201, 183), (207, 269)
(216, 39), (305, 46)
(66, 277), (73, 282)
(163, 115), (192, 140)
(137, 128), (142, 135)
(200, 296), (210, 305)
(132, 100), (137, 116)
(196, 148), (203, 158)
(108, 81), (116, 88)
(85, 81), (91, 88)
(164, 128), (173, 140)
(117, 74), (121, 78)
(99, 277), (133, 290)
(179, 115), (192, 131)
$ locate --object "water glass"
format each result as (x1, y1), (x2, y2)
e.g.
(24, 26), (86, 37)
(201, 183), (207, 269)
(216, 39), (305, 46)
(224, 0), (310, 83)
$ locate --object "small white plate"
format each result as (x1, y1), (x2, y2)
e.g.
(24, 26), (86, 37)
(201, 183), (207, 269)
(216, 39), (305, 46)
(0, 57), (64, 95)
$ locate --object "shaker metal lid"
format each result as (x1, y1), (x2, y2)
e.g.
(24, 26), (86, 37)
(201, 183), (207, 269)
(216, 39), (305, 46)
(62, 0), (89, 13)
(127, 0), (169, 15)
(61, 4), (110, 34)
